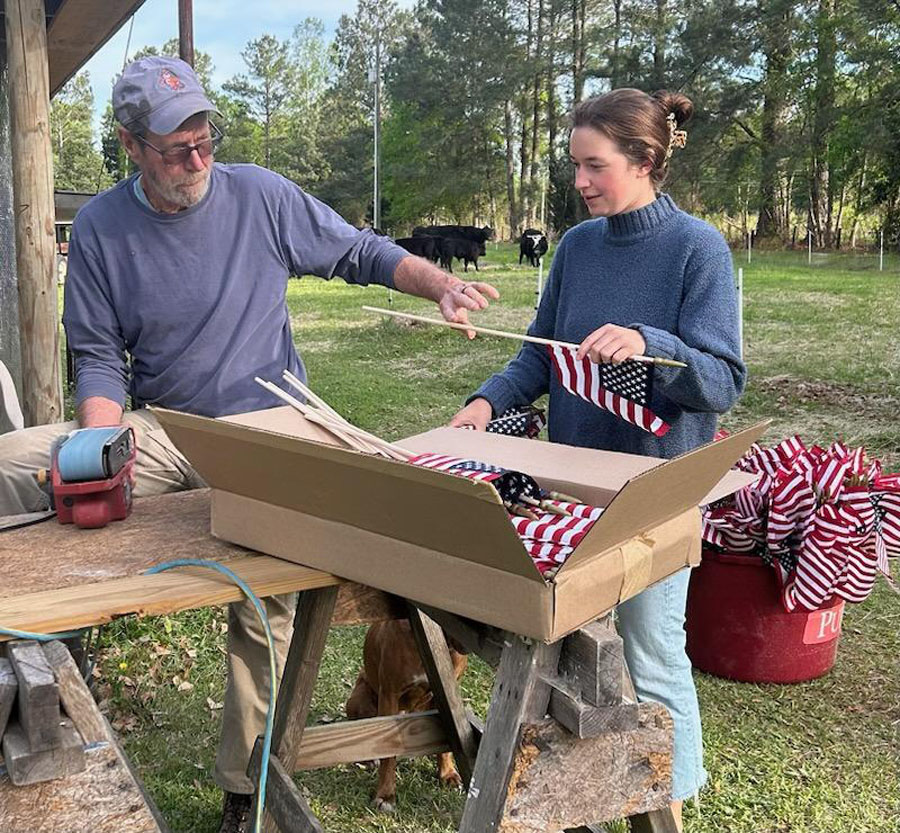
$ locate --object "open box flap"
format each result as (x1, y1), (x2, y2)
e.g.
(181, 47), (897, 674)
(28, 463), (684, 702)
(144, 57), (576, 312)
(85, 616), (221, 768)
(556, 421), (770, 576)
(401, 425), (760, 505)
(152, 408), (540, 580)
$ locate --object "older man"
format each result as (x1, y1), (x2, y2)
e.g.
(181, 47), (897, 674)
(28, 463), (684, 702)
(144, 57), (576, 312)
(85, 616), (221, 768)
(0, 56), (497, 833)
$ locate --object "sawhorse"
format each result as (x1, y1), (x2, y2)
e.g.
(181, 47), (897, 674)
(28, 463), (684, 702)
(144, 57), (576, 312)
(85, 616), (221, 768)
(251, 585), (681, 833)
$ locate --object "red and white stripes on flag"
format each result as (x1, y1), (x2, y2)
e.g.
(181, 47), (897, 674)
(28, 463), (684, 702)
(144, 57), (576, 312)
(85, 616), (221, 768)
(407, 453), (502, 483)
(703, 435), (900, 612)
(547, 344), (670, 437)
(407, 454), (604, 577)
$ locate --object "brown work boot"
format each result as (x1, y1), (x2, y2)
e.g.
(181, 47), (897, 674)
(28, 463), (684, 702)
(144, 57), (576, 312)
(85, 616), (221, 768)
(217, 791), (252, 833)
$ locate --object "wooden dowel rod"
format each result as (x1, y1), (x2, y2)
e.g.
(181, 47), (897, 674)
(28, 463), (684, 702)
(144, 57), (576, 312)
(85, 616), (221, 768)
(281, 372), (382, 455)
(254, 379), (412, 461)
(362, 306), (687, 368)
(282, 372), (344, 421)
(254, 379), (372, 455)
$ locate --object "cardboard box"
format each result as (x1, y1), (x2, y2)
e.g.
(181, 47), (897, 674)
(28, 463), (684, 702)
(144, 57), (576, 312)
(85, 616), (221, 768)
(153, 405), (765, 641)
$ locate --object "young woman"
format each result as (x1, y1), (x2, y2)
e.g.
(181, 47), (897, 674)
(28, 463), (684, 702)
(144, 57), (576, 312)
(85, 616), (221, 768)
(450, 88), (746, 828)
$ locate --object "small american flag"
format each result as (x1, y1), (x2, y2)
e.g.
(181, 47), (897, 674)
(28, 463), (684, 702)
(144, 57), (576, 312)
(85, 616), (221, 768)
(486, 406), (546, 438)
(547, 344), (670, 437)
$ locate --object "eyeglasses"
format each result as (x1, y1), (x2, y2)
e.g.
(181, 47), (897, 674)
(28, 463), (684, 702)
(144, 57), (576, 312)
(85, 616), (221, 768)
(138, 124), (224, 166)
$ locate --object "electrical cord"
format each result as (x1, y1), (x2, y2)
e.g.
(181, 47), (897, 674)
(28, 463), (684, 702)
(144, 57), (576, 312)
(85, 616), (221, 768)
(143, 559), (276, 833)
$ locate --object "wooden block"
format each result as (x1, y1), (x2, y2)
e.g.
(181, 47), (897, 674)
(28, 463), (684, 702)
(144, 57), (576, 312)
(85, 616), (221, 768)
(557, 621), (625, 707)
(1, 718), (85, 786)
(8, 641), (61, 752)
(549, 687), (640, 738)
(0, 657), (17, 739)
(41, 640), (106, 745)
(629, 808), (682, 833)
(500, 702), (673, 832)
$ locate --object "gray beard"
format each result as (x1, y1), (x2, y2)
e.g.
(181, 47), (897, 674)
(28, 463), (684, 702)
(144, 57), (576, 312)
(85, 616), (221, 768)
(142, 168), (210, 211)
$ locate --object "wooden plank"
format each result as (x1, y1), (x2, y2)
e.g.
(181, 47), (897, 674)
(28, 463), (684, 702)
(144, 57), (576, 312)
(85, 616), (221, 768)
(2, 719), (84, 786)
(4, 0), (62, 425)
(294, 711), (448, 771)
(248, 748), (323, 833)
(417, 604), (506, 667)
(500, 704), (673, 832)
(8, 641), (60, 752)
(0, 657), (17, 738)
(0, 554), (342, 641)
(46, 1), (148, 96)
(271, 587), (340, 769)
(548, 688), (639, 738)
(558, 618), (625, 707)
(41, 641), (106, 745)
(458, 635), (562, 833)
(0, 490), (276, 600)
(0, 741), (166, 832)
(407, 605), (479, 786)
(258, 586), (338, 833)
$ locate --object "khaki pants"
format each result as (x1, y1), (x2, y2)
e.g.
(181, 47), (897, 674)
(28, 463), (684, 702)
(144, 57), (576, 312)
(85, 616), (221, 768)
(0, 409), (296, 794)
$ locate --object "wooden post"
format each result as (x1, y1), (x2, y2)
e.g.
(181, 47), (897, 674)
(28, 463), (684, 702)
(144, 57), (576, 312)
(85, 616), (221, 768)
(178, 0), (194, 67)
(0, 40), (23, 403)
(4, 0), (62, 426)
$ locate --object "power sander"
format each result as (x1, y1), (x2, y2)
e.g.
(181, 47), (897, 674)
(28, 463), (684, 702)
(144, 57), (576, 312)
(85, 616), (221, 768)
(36, 426), (137, 529)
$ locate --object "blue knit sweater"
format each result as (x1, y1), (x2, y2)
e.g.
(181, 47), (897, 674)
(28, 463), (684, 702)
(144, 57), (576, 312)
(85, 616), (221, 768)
(473, 194), (746, 459)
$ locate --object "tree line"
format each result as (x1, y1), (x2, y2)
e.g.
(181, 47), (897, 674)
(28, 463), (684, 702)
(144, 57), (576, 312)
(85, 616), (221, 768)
(51, 0), (900, 248)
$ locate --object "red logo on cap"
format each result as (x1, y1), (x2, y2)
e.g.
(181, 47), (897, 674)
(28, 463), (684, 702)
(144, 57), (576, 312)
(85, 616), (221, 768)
(158, 69), (185, 91)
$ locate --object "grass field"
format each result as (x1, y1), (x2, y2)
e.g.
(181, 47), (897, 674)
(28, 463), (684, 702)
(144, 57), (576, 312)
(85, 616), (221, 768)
(93, 244), (900, 833)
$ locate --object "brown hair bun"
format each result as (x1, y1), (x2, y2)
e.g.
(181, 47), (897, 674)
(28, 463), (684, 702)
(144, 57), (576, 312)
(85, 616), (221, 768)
(652, 90), (694, 128)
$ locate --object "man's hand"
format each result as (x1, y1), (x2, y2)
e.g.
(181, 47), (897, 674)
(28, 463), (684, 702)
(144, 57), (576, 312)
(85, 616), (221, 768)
(392, 255), (499, 339)
(449, 397), (493, 431)
(437, 280), (499, 339)
(576, 324), (646, 365)
(77, 396), (124, 428)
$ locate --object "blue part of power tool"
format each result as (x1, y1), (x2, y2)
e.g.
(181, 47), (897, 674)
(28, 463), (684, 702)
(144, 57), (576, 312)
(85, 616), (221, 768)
(55, 426), (134, 483)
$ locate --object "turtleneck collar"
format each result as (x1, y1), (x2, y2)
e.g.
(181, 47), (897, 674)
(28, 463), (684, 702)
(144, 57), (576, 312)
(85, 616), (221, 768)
(605, 193), (678, 242)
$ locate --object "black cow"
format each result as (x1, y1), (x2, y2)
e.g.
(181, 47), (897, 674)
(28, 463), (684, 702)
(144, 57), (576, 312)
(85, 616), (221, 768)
(413, 225), (493, 256)
(519, 229), (549, 267)
(394, 236), (439, 263)
(435, 237), (481, 273)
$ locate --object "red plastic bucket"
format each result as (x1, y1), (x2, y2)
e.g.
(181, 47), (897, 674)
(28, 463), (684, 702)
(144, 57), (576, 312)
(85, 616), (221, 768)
(685, 549), (844, 683)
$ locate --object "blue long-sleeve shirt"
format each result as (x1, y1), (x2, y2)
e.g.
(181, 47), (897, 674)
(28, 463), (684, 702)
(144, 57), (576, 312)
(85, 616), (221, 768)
(472, 194), (746, 459)
(62, 164), (407, 417)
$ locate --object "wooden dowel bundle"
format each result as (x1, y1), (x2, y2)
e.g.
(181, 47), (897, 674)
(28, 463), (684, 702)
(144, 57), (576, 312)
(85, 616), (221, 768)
(362, 306), (688, 368)
(253, 377), (413, 461)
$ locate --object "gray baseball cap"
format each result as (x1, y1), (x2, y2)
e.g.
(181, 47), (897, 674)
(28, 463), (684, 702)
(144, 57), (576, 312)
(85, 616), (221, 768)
(113, 56), (221, 135)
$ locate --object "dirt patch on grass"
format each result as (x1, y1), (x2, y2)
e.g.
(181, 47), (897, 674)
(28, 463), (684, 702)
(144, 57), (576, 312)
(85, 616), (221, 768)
(754, 375), (900, 419)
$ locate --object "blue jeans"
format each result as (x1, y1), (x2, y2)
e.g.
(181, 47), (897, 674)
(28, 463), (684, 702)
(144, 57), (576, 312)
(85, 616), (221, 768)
(616, 567), (707, 801)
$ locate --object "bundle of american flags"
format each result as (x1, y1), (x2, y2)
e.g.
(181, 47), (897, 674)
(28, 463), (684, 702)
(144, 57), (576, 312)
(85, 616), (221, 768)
(547, 345), (671, 437)
(408, 452), (603, 578)
(702, 435), (900, 611)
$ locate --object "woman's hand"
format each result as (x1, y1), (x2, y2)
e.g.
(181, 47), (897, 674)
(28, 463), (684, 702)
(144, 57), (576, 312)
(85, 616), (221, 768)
(448, 397), (493, 431)
(576, 324), (646, 364)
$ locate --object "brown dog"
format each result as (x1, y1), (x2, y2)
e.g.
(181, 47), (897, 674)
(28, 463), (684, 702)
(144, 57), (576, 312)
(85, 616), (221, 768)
(345, 619), (468, 813)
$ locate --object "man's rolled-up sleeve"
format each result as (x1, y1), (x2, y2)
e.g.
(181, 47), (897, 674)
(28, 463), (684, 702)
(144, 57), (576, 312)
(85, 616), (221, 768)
(277, 180), (407, 288)
(62, 230), (129, 408)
